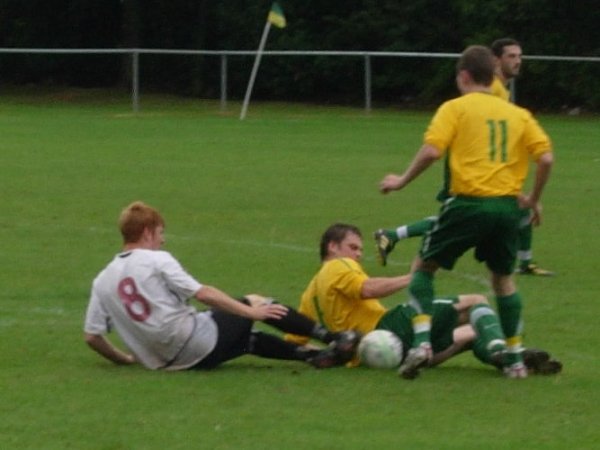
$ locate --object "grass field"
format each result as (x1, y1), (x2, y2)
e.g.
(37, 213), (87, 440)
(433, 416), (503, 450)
(1, 90), (599, 449)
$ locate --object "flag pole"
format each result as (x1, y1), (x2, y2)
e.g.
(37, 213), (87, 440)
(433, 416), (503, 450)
(240, 21), (272, 120)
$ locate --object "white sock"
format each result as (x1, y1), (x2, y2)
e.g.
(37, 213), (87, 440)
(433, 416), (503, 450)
(395, 225), (408, 240)
(517, 250), (532, 262)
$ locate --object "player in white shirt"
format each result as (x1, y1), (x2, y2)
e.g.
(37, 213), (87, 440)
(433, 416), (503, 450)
(84, 201), (360, 371)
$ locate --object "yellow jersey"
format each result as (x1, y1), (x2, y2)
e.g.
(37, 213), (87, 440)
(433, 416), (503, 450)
(285, 257), (386, 346)
(425, 92), (552, 197)
(490, 76), (510, 101)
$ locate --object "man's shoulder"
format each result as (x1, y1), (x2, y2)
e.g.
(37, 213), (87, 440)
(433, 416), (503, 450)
(96, 249), (178, 277)
(323, 257), (364, 274)
(130, 248), (172, 257)
(452, 91), (527, 116)
(490, 76), (510, 100)
(128, 248), (177, 264)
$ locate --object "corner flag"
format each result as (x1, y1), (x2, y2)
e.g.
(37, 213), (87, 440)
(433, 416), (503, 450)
(267, 2), (286, 28)
(240, 2), (287, 119)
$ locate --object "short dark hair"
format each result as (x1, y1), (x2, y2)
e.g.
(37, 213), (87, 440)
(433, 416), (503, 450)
(456, 45), (495, 86)
(319, 223), (362, 261)
(490, 38), (521, 57)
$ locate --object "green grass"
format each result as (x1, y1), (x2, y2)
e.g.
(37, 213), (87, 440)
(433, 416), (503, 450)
(1, 90), (599, 449)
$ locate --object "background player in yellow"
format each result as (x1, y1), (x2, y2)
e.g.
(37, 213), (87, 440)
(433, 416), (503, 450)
(378, 45), (554, 379)
(489, 38), (516, 101)
(491, 38), (554, 276)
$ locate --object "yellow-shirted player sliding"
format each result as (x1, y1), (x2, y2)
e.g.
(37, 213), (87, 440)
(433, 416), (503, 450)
(285, 223), (561, 378)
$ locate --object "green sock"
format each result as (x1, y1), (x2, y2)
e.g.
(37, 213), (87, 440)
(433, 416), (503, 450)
(518, 222), (533, 268)
(495, 293), (523, 339)
(469, 304), (506, 364)
(406, 217), (436, 238)
(408, 270), (434, 346)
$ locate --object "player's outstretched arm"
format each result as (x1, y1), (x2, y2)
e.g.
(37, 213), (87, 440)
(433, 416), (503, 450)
(379, 144), (440, 194)
(84, 333), (136, 365)
(195, 285), (288, 321)
(361, 274), (411, 299)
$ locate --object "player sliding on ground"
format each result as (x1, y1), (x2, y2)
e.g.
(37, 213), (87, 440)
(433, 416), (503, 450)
(285, 223), (561, 379)
(84, 201), (360, 371)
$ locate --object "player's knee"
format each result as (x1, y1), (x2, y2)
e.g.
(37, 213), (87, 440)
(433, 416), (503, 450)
(468, 303), (497, 327)
(456, 294), (489, 310)
(242, 294), (274, 307)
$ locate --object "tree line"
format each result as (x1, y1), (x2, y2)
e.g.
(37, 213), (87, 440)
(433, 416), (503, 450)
(1, 0), (599, 111)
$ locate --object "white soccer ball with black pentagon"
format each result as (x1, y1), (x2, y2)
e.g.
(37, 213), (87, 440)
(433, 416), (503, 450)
(358, 330), (403, 369)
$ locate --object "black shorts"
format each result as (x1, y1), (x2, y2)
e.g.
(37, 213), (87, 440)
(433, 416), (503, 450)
(190, 303), (254, 370)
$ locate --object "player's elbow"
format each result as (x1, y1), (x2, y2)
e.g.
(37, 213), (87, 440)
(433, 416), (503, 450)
(360, 286), (374, 299)
(538, 151), (554, 167)
(422, 144), (443, 161)
(84, 333), (101, 348)
(361, 280), (382, 299)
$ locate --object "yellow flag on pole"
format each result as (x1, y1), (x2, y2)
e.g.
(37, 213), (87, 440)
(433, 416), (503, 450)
(267, 2), (286, 28)
(240, 2), (286, 119)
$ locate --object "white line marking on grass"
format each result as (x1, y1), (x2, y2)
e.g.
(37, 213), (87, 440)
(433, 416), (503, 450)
(0, 319), (17, 329)
(31, 307), (67, 316)
(19, 222), (490, 290)
(0, 307), (73, 331)
(173, 233), (314, 254)
(169, 232), (490, 289)
(2, 304), (67, 317)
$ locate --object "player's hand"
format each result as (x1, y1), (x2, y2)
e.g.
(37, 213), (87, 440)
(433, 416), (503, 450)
(251, 303), (288, 321)
(518, 195), (543, 226)
(529, 203), (542, 226)
(379, 174), (403, 194)
(517, 194), (532, 209)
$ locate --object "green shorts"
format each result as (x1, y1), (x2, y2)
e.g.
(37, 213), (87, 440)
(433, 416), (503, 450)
(376, 297), (458, 355)
(420, 196), (521, 275)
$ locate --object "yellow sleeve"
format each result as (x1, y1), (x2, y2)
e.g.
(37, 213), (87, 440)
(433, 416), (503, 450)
(332, 259), (368, 300)
(316, 258), (386, 334)
(424, 100), (458, 156)
(285, 259), (386, 349)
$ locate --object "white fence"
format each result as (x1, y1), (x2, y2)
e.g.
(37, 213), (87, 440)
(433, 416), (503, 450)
(1, 48), (599, 112)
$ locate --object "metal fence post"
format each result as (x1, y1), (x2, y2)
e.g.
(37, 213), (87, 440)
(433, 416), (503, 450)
(132, 50), (139, 113)
(509, 78), (516, 103)
(364, 54), (372, 113)
(220, 54), (227, 111)
(0, 48), (597, 112)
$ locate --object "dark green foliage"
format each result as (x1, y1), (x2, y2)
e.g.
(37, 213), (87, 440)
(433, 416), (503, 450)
(0, 0), (599, 109)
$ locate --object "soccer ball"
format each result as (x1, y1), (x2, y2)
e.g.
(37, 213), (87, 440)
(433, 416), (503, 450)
(358, 330), (403, 369)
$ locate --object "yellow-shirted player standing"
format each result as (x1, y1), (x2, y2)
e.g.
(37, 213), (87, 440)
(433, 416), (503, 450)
(376, 39), (554, 276)
(378, 45), (554, 379)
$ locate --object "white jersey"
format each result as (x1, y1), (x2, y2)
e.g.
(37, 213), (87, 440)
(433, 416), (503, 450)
(84, 249), (218, 370)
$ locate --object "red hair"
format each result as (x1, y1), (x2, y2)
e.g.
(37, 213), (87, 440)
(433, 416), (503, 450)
(118, 201), (165, 244)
